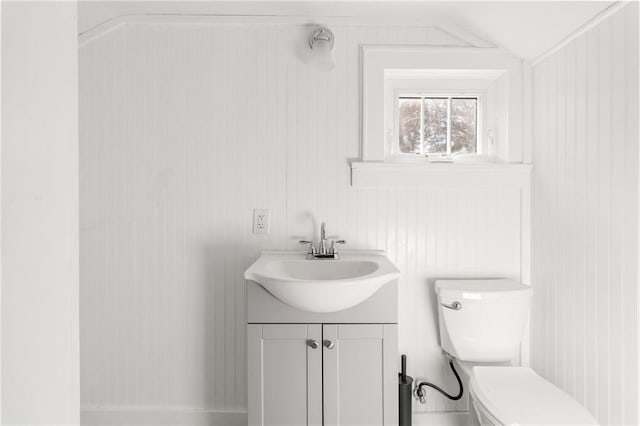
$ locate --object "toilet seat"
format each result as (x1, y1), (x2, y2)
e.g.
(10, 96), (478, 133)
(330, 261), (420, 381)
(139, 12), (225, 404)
(469, 367), (599, 426)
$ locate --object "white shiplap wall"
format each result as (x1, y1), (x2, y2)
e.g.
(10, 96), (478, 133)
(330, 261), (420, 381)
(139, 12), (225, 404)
(531, 3), (639, 425)
(79, 19), (527, 422)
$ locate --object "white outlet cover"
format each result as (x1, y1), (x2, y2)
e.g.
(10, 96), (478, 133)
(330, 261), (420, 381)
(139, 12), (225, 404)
(253, 209), (269, 234)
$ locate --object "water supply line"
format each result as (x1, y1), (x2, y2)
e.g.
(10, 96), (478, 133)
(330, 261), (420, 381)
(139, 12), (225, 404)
(413, 355), (463, 404)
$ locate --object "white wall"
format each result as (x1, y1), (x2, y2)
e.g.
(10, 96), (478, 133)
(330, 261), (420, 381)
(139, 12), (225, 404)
(531, 2), (639, 424)
(1, 1), (80, 424)
(79, 18), (528, 424)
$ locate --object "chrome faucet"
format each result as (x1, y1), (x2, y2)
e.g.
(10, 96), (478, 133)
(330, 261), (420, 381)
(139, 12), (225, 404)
(319, 222), (328, 255)
(299, 222), (346, 259)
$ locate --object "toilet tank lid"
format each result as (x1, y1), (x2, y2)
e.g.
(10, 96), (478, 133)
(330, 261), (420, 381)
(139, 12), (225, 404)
(434, 279), (532, 300)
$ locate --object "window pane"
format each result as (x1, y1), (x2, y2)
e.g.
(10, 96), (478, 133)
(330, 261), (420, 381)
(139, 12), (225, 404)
(398, 98), (421, 154)
(450, 98), (477, 154)
(422, 98), (448, 154)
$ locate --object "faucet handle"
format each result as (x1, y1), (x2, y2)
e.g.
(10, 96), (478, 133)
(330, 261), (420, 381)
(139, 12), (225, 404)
(299, 240), (316, 255)
(329, 239), (346, 255)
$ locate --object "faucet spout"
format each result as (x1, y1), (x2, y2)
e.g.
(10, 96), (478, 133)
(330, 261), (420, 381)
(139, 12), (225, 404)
(303, 221), (346, 259)
(319, 222), (327, 255)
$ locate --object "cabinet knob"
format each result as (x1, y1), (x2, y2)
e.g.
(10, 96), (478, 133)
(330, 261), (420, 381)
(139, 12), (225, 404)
(323, 339), (334, 349)
(307, 339), (319, 349)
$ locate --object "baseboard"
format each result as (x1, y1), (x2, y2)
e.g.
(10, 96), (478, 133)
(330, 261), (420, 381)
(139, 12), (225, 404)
(81, 407), (247, 426)
(81, 407), (469, 426)
(413, 411), (471, 426)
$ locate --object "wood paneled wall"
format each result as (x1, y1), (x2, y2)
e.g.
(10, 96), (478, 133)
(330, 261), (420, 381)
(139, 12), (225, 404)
(531, 3), (639, 424)
(79, 19), (527, 422)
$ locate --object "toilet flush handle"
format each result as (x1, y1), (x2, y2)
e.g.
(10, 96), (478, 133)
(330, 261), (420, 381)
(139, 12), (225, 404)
(441, 301), (462, 310)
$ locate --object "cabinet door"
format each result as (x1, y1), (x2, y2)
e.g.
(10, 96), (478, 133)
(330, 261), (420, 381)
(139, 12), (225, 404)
(248, 324), (322, 426)
(323, 324), (398, 426)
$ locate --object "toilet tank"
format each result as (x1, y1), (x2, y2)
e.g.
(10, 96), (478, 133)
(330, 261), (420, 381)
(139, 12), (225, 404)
(435, 279), (532, 362)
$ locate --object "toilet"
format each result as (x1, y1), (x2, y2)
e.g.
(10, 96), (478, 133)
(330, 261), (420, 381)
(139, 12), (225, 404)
(435, 279), (599, 426)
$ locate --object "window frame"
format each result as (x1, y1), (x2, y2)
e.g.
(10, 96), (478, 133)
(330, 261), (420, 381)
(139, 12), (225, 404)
(393, 90), (484, 158)
(360, 45), (525, 164)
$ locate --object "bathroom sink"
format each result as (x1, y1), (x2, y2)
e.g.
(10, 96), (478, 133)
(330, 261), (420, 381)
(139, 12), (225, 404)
(244, 251), (400, 313)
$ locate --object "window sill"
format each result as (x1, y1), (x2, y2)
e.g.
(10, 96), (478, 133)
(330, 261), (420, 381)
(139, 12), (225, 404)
(350, 161), (532, 188)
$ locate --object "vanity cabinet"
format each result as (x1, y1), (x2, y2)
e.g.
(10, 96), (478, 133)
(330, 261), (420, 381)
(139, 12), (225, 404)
(322, 324), (397, 426)
(247, 323), (397, 426)
(246, 279), (399, 426)
(247, 324), (323, 426)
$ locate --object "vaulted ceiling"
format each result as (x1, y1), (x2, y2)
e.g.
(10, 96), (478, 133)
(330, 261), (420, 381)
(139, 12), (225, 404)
(79, 1), (616, 61)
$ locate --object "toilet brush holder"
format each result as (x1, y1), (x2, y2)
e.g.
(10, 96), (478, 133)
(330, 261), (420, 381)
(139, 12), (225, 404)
(399, 354), (413, 426)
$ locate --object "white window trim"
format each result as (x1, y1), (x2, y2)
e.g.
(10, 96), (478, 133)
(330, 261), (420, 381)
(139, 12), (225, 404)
(360, 45), (525, 164)
(351, 161), (532, 189)
(393, 91), (484, 159)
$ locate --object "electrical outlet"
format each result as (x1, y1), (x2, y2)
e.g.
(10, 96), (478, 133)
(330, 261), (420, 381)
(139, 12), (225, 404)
(253, 209), (270, 234)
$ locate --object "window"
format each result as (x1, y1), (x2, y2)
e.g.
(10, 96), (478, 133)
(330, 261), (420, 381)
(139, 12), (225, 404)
(356, 46), (529, 188)
(398, 96), (478, 156)
(361, 46), (524, 164)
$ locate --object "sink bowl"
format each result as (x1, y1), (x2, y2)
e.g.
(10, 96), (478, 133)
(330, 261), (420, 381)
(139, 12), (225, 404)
(244, 251), (400, 313)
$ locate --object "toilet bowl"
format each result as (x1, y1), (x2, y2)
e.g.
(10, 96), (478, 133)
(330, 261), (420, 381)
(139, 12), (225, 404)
(469, 366), (598, 426)
(435, 279), (598, 426)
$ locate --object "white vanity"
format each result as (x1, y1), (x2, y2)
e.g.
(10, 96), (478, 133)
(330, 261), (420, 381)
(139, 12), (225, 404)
(245, 250), (400, 426)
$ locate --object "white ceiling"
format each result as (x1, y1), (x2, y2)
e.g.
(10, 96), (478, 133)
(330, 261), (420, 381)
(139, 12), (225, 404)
(426, 1), (616, 61)
(79, 1), (616, 61)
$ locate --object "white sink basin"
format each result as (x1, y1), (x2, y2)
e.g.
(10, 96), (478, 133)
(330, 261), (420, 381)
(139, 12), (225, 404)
(244, 251), (400, 313)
